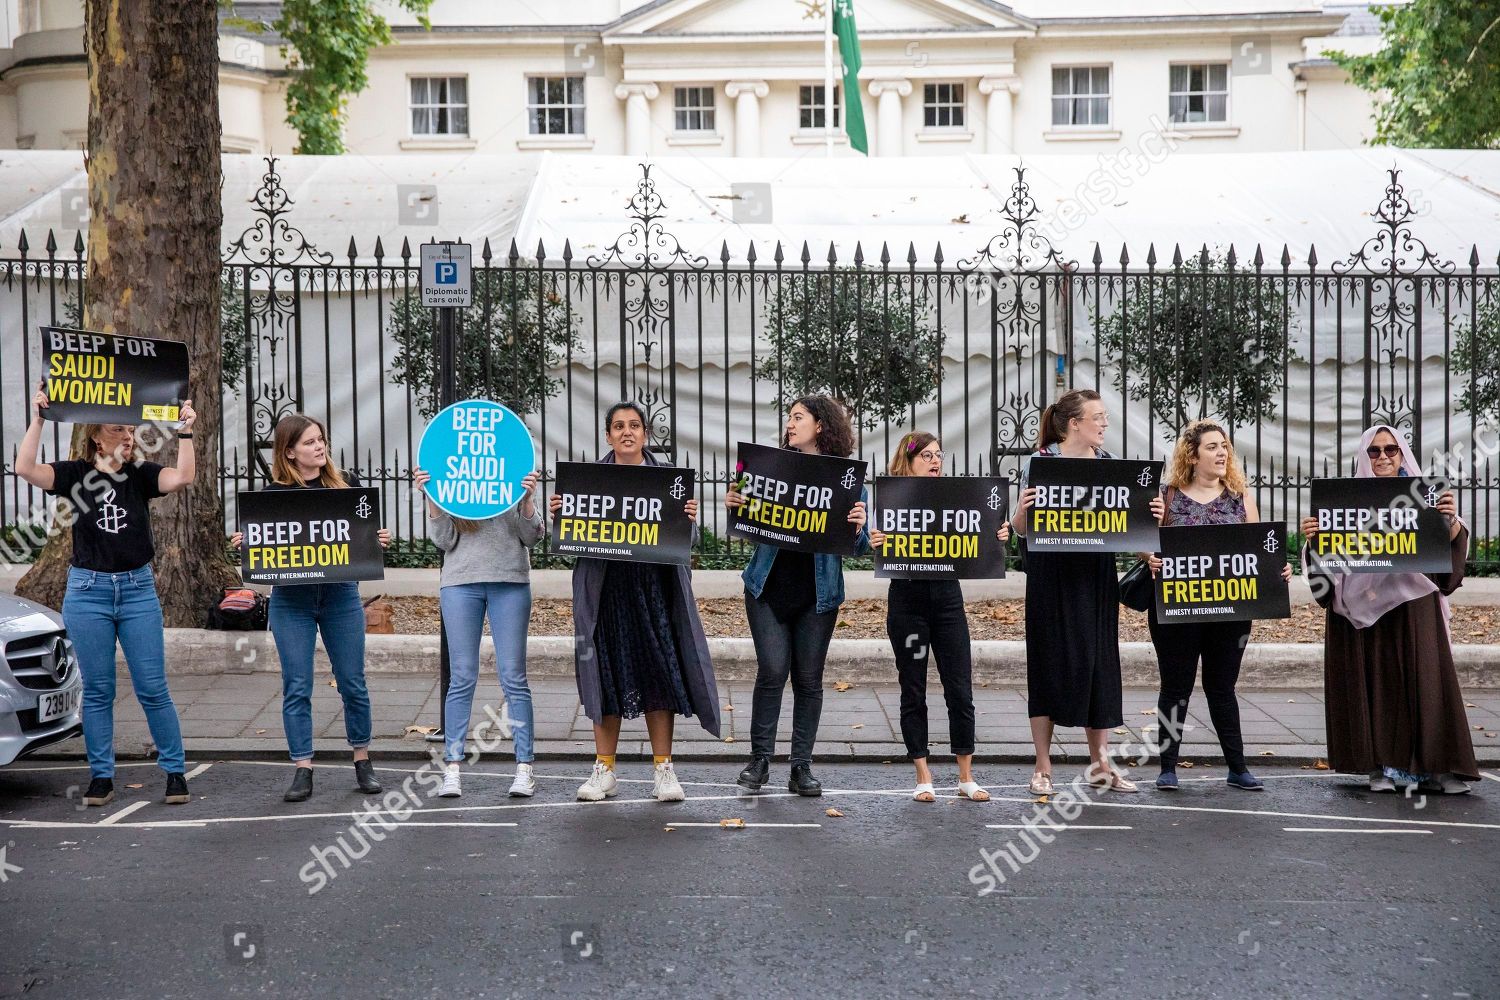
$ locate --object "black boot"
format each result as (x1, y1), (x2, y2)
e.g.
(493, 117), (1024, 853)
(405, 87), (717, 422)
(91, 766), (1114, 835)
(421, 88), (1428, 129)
(788, 763), (822, 797)
(163, 772), (191, 805)
(81, 777), (114, 807)
(354, 759), (382, 794)
(284, 767), (313, 802)
(737, 756), (770, 791)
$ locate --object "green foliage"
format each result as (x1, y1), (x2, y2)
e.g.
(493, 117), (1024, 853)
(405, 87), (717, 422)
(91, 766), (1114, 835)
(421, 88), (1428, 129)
(756, 270), (944, 432)
(1332, 0), (1500, 149)
(387, 268), (580, 420)
(1093, 252), (1297, 439)
(1455, 299), (1500, 422)
(225, 0), (433, 155)
(384, 536), (442, 569)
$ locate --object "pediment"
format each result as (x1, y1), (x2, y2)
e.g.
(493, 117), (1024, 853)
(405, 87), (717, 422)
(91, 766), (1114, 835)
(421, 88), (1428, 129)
(609, 0), (1033, 37)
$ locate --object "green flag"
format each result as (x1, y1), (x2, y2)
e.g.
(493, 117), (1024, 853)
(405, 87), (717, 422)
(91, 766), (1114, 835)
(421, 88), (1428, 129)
(833, 0), (868, 154)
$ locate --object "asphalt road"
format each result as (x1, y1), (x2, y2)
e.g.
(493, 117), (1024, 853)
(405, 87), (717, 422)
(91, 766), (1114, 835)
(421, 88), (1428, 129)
(1, 759), (1496, 1000)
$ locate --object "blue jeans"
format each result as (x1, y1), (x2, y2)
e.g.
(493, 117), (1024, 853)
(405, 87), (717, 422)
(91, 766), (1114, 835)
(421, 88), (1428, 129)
(269, 582), (372, 762)
(441, 582), (534, 764)
(62, 565), (184, 778)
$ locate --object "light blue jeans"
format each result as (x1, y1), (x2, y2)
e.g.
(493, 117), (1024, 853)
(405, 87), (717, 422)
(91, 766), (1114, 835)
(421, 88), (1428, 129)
(441, 582), (534, 764)
(268, 582), (372, 762)
(61, 565), (185, 778)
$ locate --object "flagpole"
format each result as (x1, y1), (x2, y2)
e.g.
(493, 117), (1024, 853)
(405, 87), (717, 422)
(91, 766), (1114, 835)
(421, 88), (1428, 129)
(824, 2), (835, 158)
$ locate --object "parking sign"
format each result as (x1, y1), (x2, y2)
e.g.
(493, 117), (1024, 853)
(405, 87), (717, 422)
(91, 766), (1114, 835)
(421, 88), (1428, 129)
(420, 242), (473, 307)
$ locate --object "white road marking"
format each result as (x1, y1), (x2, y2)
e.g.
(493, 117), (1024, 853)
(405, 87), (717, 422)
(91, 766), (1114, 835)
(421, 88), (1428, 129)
(0, 761), (161, 773)
(985, 824), (1132, 831)
(97, 801), (150, 825)
(1059, 797), (1500, 832)
(1284, 828), (1432, 835)
(665, 822), (821, 829)
(1479, 771), (1500, 784)
(183, 763), (214, 780)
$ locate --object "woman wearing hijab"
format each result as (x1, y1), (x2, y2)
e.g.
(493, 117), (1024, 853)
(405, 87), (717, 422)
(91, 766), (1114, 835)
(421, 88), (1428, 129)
(1301, 425), (1478, 795)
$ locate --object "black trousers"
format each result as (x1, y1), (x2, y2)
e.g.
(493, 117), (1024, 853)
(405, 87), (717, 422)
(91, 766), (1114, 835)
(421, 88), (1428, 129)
(886, 579), (976, 760)
(1147, 612), (1252, 773)
(745, 593), (838, 765)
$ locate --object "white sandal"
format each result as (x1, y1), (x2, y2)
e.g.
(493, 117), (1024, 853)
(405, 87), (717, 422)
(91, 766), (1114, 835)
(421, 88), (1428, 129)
(912, 782), (936, 802)
(956, 780), (990, 802)
(1028, 772), (1055, 796)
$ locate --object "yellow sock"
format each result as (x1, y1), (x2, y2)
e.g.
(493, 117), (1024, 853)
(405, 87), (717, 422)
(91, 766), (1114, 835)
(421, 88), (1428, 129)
(596, 754), (615, 771)
(653, 755), (671, 766)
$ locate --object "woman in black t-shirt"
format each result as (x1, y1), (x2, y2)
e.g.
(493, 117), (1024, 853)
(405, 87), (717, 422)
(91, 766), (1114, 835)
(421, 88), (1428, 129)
(16, 382), (198, 808)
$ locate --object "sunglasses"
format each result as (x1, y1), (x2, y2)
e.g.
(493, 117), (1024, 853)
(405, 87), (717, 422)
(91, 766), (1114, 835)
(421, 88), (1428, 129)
(1366, 445), (1402, 459)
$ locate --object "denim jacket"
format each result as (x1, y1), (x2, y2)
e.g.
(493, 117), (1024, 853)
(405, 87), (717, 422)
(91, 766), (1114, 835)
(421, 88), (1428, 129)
(741, 486), (870, 614)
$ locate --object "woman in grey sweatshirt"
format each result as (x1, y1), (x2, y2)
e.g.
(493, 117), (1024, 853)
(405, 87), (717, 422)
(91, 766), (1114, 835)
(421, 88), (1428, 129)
(414, 466), (544, 798)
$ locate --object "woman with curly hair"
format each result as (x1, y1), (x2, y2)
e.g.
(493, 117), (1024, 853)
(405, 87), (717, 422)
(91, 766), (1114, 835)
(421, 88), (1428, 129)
(727, 395), (869, 797)
(1144, 419), (1289, 792)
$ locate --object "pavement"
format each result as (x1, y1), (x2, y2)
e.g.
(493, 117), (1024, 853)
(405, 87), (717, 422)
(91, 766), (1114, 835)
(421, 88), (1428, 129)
(1, 759), (1497, 998)
(19, 672), (1500, 766)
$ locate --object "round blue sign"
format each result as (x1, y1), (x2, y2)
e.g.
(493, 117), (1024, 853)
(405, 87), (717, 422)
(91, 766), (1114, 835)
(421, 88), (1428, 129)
(418, 400), (536, 520)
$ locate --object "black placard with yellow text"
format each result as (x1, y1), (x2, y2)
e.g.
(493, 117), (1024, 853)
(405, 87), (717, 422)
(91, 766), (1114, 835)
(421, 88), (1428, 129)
(873, 475), (1008, 579)
(1307, 477), (1451, 574)
(729, 442), (867, 556)
(1155, 522), (1291, 623)
(1024, 456), (1163, 552)
(552, 462), (695, 565)
(40, 326), (190, 425)
(238, 488), (385, 585)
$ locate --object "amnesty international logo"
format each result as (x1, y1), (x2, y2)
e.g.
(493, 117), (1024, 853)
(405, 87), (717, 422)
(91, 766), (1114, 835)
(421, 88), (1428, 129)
(1423, 485), (1439, 507)
(669, 476), (687, 500)
(1263, 529), (1279, 554)
(355, 494), (373, 519)
(986, 486), (1003, 511)
(840, 468), (858, 490)
(1136, 467), (1155, 489)
(95, 489), (126, 534)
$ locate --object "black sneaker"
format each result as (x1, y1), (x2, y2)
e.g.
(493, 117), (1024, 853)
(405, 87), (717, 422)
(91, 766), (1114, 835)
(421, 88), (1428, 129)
(163, 772), (190, 805)
(737, 756), (770, 791)
(284, 767), (314, 802)
(81, 777), (114, 807)
(354, 759), (382, 794)
(788, 763), (822, 797)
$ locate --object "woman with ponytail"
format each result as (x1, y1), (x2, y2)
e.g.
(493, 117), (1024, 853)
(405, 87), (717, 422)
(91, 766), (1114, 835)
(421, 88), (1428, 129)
(1011, 389), (1135, 795)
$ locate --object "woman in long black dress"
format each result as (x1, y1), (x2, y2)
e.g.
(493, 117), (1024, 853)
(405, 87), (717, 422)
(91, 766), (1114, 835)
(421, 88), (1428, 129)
(1302, 424), (1478, 794)
(1011, 389), (1134, 795)
(552, 402), (720, 803)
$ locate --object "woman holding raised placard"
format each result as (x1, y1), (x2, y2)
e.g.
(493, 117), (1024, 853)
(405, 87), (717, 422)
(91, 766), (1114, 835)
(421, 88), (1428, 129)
(1143, 420), (1291, 793)
(868, 431), (1009, 803)
(551, 401), (718, 803)
(16, 382), (197, 807)
(230, 414), (391, 802)
(413, 465), (543, 799)
(728, 394), (869, 797)
(1302, 425), (1477, 794)
(1011, 389), (1135, 794)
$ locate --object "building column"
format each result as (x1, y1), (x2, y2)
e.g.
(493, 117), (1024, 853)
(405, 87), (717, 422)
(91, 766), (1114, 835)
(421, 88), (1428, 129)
(615, 82), (659, 157)
(724, 80), (768, 157)
(866, 79), (911, 157)
(978, 74), (1021, 154)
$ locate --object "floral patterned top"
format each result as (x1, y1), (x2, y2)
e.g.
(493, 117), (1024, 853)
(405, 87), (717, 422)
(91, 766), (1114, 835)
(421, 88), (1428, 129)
(1164, 487), (1246, 526)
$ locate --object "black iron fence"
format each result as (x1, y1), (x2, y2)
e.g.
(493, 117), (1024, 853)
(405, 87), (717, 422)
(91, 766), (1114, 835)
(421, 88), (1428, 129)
(2, 159), (1496, 570)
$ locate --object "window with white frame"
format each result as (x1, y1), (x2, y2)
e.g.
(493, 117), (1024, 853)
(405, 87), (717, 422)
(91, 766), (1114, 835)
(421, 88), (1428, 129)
(798, 84), (841, 129)
(410, 76), (469, 136)
(1051, 66), (1111, 127)
(1169, 63), (1229, 123)
(527, 76), (585, 135)
(923, 82), (966, 129)
(673, 86), (716, 132)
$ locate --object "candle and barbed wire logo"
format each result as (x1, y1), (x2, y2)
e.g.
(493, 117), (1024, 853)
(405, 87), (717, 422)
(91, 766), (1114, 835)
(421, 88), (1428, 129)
(841, 468), (859, 490)
(1263, 529), (1280, 554)
(1423, 485), (1439, 506)
(355, 494), (372, 519)
(95, 489), (126, 534)
(1137, 467), (1155, 489)
(986, 486), (1003, 511)
(669, 476), (687, 500)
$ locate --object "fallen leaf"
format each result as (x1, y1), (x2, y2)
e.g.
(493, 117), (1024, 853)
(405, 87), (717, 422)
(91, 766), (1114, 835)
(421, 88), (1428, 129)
(723, 704), (734, 711)
(1487, 733), (1496, 738)
(1139, 709), (1155, 716)
(833, 681), (854, 692)
(723, 736), (736, 743)
(1466, 703), (1477, 708)
(1300, 765), (1312, 770)
(1113, 728), (1128, 735)
(1034, 795), (1049, 804)
(1286, 698), (1296, 703)
(404, 725), (438, 737)
(1259, 750), (1277, 756)
(255, 729), (267, 735)
(825, 807), (844, 818)
(125, 783), (144, 789)
(1179, 761), (1195, 769)
(850, 723), (864, 730)
(664, 826), (675, 833)
(328, 679), (337, 688)
(719, 818), (746, 829)
(1313, 759), (1331, 770)
(1475, 725), (1486, 731)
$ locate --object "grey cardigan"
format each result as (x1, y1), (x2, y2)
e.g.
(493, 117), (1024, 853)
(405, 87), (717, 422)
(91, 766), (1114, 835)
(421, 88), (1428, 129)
(428, 504), (544, 587)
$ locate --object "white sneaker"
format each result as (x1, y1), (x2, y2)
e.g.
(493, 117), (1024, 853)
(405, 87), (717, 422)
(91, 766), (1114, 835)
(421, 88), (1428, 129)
(576, 762), (618, 801)
(1420, 773), (1472, 795)
(653, 761), (686, 802)
(1368, 769), (1395, 793)
(439, 763), (462, 798)
(509, 763), (536, 798)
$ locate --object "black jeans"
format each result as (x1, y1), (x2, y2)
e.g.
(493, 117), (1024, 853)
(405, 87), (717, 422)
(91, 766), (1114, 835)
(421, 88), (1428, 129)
(1147, 613), (1252, 773)
(887, 579), (976, 760)
(745, 593), (838, 765)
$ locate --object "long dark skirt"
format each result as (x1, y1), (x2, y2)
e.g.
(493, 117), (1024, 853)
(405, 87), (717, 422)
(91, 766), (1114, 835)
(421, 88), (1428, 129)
(1324, 594), (1479, 780)
(594, 561), (695, 721)
(1024, 548), (1124, 729)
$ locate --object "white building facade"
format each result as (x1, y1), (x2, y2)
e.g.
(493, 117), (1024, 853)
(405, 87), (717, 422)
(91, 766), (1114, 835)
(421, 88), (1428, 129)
(0, 0), (1386, 157)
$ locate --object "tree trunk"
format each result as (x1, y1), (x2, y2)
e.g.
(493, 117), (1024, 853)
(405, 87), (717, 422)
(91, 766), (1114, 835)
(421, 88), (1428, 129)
(16, 0), (235, 624)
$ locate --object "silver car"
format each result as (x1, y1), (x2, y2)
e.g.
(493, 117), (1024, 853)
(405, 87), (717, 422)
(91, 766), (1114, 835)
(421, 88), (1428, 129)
(0, 592), (82, 766)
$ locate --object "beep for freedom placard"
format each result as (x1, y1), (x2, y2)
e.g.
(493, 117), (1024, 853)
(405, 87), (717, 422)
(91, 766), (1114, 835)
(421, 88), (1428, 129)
(1024, 457), (1163, 552)
(729, 442), (867, 556)
(873, 475), (1009, 579)
(41, 326), (190, 424)
(1307, 477), (1451, 574)
(417, 400), (536, 520)
(238, 488), (385, 585)
(1155, 522), (1291, 623)
(552, 462), (695, 566)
